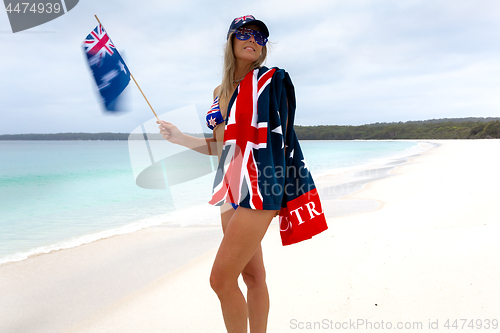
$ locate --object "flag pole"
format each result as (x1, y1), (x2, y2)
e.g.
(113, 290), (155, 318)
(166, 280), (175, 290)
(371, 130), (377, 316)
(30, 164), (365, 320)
(94, 15), (160, 122)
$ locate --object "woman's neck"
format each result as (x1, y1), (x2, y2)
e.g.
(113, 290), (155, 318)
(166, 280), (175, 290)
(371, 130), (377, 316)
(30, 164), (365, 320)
(233, 60), (255, 82)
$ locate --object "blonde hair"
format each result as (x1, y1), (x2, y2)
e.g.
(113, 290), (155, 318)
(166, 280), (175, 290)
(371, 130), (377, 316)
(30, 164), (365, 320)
(219, 33), (268, 101)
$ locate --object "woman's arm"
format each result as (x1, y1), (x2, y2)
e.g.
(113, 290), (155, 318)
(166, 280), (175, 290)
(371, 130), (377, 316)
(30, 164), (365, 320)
(157, 120), (218, 156)
(156, 86), (221, 156)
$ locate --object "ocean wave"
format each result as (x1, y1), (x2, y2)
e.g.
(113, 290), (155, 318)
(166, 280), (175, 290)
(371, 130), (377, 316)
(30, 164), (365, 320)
(0, 203), (219, 266)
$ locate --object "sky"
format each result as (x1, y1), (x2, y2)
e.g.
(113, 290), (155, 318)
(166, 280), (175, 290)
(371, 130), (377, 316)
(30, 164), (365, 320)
(1, 0), (500, 134)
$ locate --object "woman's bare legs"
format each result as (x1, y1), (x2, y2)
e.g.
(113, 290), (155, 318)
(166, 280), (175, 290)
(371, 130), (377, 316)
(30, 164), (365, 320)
(211, 205), (274, 333)
(242, 245), (269, 333)
(220, 206), (270, 332)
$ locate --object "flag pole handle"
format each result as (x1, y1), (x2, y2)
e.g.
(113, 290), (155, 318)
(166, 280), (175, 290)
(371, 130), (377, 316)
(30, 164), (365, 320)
(130, 73), (160, 121)
(94, 15), (160, 123)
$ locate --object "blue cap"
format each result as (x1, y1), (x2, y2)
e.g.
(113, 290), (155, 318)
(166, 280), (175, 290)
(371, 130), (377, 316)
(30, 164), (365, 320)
(227, 15), (269, 40)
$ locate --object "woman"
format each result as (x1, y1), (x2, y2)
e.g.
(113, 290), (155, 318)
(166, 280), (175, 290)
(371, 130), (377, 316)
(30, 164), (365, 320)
(158, 15), (326, 333)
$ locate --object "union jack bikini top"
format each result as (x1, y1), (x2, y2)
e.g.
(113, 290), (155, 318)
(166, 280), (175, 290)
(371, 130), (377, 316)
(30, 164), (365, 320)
(206, 96), (226, 130)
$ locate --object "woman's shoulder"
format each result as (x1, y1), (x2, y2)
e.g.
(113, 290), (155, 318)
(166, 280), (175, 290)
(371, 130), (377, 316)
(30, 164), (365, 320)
(213, 85), (221, 99)
(258, 66), (288, 78)
(257, 67), (292, 87)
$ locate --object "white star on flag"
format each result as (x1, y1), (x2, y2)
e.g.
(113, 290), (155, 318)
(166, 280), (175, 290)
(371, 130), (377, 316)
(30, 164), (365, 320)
(118, 61), (127, 74)
(88, 54), (100, 67)
(272, 125), (284, 148)
(98, 69), (118, 89)
(208, 116), (217, 128)
(302, 159), (309, 171)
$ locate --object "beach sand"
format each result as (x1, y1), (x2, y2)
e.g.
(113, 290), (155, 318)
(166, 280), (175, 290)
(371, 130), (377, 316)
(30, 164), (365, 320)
(2, 140), (499, 332)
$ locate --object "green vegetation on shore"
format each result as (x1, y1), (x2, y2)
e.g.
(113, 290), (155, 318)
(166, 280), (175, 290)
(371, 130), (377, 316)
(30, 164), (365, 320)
(1, 118), (499, 140)
(295, 118), (500, 140)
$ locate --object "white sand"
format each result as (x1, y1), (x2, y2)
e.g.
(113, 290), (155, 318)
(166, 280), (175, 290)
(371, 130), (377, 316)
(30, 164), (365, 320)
(0, 227), (223, 333)
(65, 140), (500, 333)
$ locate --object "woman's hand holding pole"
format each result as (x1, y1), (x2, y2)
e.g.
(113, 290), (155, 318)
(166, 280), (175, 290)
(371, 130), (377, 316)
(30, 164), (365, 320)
(157, 120), (216, 155)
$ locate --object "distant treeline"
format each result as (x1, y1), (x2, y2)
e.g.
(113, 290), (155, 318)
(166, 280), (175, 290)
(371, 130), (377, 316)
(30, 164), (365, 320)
(1, 118), (499, 140)
(294, 118), (500, 140)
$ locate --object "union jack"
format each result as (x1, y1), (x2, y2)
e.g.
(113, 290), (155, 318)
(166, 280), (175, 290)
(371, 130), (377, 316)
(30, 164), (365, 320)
(234, 15), (255, 24)
(209, 68), (276, 209)
(83, 24), (115, 65)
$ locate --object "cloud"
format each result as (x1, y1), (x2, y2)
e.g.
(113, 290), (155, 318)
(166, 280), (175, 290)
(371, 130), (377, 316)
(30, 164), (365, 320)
(1, 0), (500, 134)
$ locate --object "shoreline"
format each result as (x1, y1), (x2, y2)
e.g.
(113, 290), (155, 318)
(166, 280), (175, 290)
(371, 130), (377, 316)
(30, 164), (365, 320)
(316, 141), (437, 218)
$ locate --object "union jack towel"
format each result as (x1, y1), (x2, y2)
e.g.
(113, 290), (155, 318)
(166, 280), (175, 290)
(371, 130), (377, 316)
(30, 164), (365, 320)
(209, 67), (328, 245)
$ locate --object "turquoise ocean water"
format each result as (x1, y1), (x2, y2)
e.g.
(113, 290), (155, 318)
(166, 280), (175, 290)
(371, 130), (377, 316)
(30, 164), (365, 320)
(0, 140), (419, 265)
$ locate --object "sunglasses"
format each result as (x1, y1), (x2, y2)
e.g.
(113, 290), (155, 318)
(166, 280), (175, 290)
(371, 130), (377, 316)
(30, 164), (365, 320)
(235, 28), (268, 46)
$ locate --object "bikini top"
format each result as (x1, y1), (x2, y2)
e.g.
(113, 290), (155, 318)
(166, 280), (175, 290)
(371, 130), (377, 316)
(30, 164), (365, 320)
(206, 96), (225, 130)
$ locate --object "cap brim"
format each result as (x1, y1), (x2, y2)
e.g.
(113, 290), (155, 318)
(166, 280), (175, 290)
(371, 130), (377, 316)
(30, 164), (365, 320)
(241, 20), (269, 38)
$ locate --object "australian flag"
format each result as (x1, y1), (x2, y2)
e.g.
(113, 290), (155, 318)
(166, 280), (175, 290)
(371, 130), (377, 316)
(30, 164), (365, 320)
(209, 67), (328, 245)
(82, 24), (130, 111)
